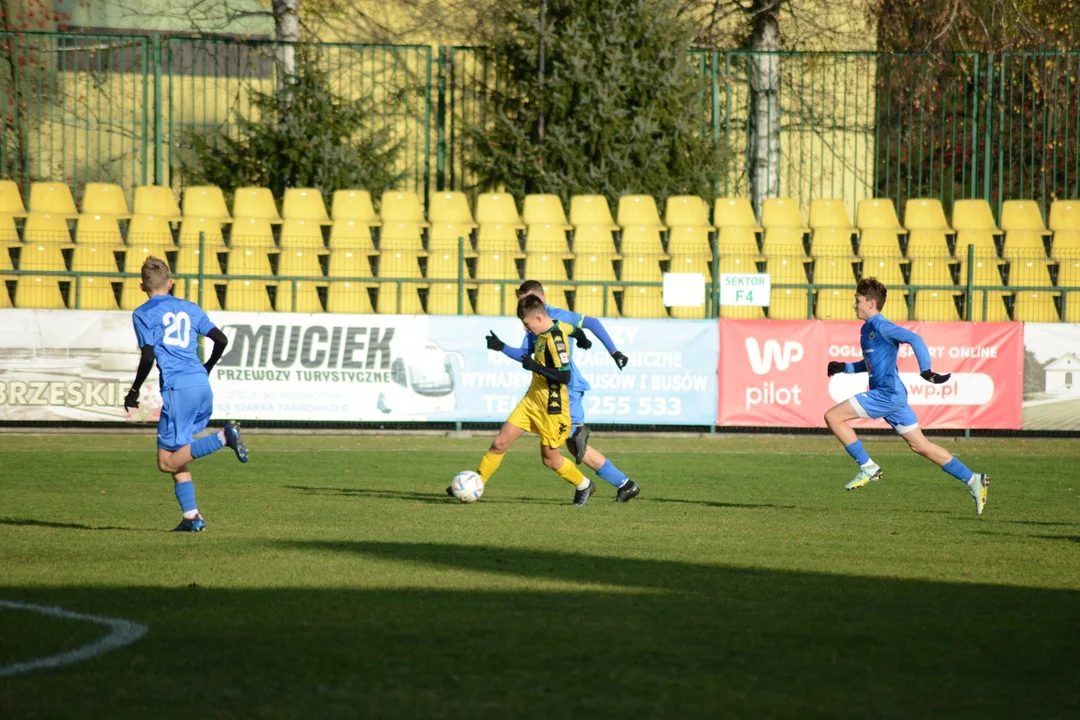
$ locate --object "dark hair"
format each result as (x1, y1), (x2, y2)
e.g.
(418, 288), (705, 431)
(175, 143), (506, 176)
(517, 280), (544, 298)
(516, 293), (548, 320)
(857, 277), (887, 310)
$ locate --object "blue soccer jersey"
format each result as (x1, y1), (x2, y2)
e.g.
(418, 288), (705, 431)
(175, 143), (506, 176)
(517, 304), (591, 394)
(845, 313), (932, 400)
(132, 294), (216, 391)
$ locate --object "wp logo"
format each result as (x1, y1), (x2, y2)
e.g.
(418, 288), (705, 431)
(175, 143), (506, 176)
(745, 338), (804, 374)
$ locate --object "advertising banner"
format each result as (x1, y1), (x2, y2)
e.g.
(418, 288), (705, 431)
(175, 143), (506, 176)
(718, 319), (1023, 430)
(0, 310), (718, 425)
(1022, 323), (1080, 431)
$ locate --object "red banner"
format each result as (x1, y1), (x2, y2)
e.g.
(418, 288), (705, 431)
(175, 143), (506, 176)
(718, 320), (1023, 429)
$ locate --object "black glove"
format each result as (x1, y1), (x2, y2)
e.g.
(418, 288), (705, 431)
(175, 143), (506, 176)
(486, 331), (504, 352)
(124, 389), (140, 410)
(611, 350), (628, 370)
(570, 327), (592, 351)
(920, 369), (952, 384)
(827, 361), (846, 377)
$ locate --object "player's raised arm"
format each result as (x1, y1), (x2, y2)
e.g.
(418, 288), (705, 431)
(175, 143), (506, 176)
(827, 360), (867, 376)
(485, 330), (529, 361)
(579, 316), (627, 369)
(878, 321), (951, 383)
(203, 327), (229, 374)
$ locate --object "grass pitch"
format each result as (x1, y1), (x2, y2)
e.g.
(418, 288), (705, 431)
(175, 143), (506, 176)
(1, 433), (1078, 718)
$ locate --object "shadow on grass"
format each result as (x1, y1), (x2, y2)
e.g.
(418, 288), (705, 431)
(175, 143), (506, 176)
(0, 518), (151, 532)
(2, 542), (1078, 719)
(648, 497), (797, 510)
(284, 485), (565, 506)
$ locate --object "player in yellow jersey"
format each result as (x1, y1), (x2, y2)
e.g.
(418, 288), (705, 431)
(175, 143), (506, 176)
(447, 294), (597, 505)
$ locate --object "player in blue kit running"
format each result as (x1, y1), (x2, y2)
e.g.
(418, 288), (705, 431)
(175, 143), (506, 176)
(823, 277), (990, 515)
(124, 256), (248, 532)
(483, 280), (640, 502)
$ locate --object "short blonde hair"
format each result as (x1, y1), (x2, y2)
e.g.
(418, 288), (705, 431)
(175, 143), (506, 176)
(141, 256), (170, 291)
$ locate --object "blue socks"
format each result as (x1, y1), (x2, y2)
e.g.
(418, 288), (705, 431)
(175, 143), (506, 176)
(596, 460), (629, 488)
(191, 432), (225, 459)
(174, 480), (197, 514)
(844, 440), (871, 466)
(942, 457), (974, 483)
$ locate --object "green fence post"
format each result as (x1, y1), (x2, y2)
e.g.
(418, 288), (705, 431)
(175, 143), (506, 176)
(141, 36), (150, 186)
(982, 53), (994, 200)
(711, 50), (721, 197)
(458, 235), (465, 315)
(711, 238), (720, 318)
(437, 47), (448, 192)
(153, 34), (164, 186)
(198, 230), (206, 309)
(423, 45), (433, 206)
(965, 243), (974, 321)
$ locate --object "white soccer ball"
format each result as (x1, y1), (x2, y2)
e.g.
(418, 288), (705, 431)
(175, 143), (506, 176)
(451, 470), (485, 503)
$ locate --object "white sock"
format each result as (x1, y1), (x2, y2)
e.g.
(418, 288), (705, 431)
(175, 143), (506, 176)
(217, 429), (226, 443)
(967, 473), (978, 485)
(860, 460), (878, 470)
(576, 478), (591, 490)
(183, 509), (200, 519)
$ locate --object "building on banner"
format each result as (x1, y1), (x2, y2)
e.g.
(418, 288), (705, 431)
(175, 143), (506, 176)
(1022, 324), (1080, 431)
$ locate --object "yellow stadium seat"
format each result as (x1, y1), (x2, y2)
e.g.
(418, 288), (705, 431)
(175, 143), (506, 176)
(328, 249), (375, 280)
(716, 226), (758, 256)
(620, 225), (667, 256)
(183, 186), (232, 222)
(856, 198), (906, 235)
(954, 230), (999, 258)
(713, 197), (760, 229)
(128, 215), (176, 246)
(1007, 259), (1054, 288)
(0, 180), (28, 218)
(279, 218), (328, 250)
(81, 183), (131, 218)
(282, 188), (331, 224)
(329, 220), (378, 254)
(380, 191), (428, 227)
(474, 250), (521, 281)
(224, 248), (274, 312)
(1002, 230), (1049, 261)
(716, 254), (757, 275)
(904, 198), (954, 236)
(769, 288), (810, 319)
(524, 223), (572, 256)
(71, 243), (121, 274)
(816, 287), (855, 320)
(473, 283), (517, 316)
(523, 194), (572, 229)
(14, 275), (66, 309)
(1052, 230), (1080, 260)
(275, 280), (324, 313)
(428, 191), (476, 227)
(812, 257), (855, 285)
(719, 303), (764, 320)
(1012, 291), (1059, 322)
(958, 256), (1004, 287)
(880, 291), (910, 322)
(906, 229), (951, 259)
(326, 281), (375, 314)
(858, 228), (904, 258)
(377, 281), (425, 314)
(133, 186), (181, 221)
(19, 242), (68, 272)
(377, 249), (425, 280)
(809, 199), (853, 229)
(233, 187), (282, 224)
(540, 285), (570, 310)
(810, 227), (856, 258)
(475, 223), (523, 255)
(908, 257), (955, 287)
(620, 254), (663, 282)
(861, 257), (906, 286)
(277, 248), (324, 278)
(767, 256), (808, 283)
(426, 250), (468, 280)
(172, 278), (222, 311)
(572, 225), (619, 256)
(380, 222), (426, 253)
(621, 286), (668, 318)
(574, 284), (619, 317)
(951, 199), (998, 231)
(28, 182), (78, 218)
(426, 283), (473, 315)
(569, 195), (617, 230)
(1058, 259), (1080, 287)
(428, 223), (477, 255)
(670, 225), (713, 255)
(0, 229), (17, 266)
(665, 196), (713, 229)
(572, 253), (617, 282)
(914, 290), (960, 321)
(1000, 200), (1051, 233)
(1049, 200), (1080, 231)
(762, 227), (807, 256)
(229, 217), (277, 249)
(966, 291), (1010, 322)
(23, 213), (72, 245)
(177, 216), (228, 251)
(475, 193), (524, 229)
(172, 245), (222, 300)
(670, 253), (713, 278)
(523, 253), (570, 283)
(761, 198), (809, 231)
(617, 195), (665, 229)
(72, 275), (119, 310)
(75, 214), (125, 246)
(332, 190), (381, 226)
(0, 215), (17, 246)
(0, 282), (10, 308)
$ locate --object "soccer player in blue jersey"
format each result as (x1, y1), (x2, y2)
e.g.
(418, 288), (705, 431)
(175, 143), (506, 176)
(483, 280), (640, 503)
(124, 256), (248, 532)
(823, 277), (990, 515)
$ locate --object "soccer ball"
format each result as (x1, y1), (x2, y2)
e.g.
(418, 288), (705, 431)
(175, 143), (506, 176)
(451, 470), (485, 503)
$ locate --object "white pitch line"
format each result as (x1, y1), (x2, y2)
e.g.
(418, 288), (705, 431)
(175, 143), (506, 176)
(0, 600), (148, 678)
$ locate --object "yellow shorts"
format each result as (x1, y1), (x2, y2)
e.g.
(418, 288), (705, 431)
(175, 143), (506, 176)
(507, 394), (571, 448)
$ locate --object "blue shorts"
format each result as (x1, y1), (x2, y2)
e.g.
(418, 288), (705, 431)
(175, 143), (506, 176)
(569, 390), (585, 426)
(158, 384), (214, 451)
(849, 390), (919, 434)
